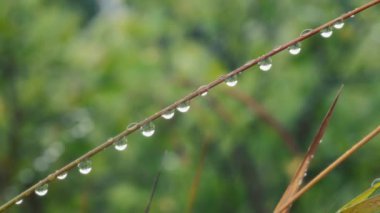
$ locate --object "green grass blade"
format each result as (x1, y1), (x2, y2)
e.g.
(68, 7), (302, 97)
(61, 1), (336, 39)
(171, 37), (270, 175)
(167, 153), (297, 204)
(339, 194), (380, 213)
(338, 181), (380, 212)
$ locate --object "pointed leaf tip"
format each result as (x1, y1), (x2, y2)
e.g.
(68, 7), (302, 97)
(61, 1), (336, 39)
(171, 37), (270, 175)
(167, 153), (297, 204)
(274, 86), (343, 212)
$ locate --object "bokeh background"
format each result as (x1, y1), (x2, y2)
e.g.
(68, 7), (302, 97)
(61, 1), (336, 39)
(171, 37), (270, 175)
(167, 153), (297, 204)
(0, 0), (379, 212)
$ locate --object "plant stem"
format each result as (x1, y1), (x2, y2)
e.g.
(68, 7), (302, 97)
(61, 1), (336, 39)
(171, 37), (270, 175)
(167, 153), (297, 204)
(276, 125), (380, 212)
(1, 0), (379, 211)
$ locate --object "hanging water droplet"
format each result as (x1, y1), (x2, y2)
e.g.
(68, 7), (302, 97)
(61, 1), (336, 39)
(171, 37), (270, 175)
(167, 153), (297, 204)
(289, 43), (301, 55)
(177, 101), (190, 113)
(333, 19), (345, 29)
(141, 122), (155, 137)
(78, 159), (92, 175)
(162, 109), (175, 120)
(304, 172), (307, 177)
(225, 75), (238, 87)
(114, 138), (128, 151)
(15, 199), (23, 205)
(259, 58), (272, 71)
(35, 184), (48, 196)
(57, 172), (68, 180)
(320, 27), (333, 38)
(371, 178), (380, 187)
(300, 29), (312, 36)
(319, 139), (323, 144)
(198, 85), (209, 96)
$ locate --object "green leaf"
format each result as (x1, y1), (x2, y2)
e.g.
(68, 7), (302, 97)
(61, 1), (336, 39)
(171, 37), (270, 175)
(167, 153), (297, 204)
(338, 179), (380, 213)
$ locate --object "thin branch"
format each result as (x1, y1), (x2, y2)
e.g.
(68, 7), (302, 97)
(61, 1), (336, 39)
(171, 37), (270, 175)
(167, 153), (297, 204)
(145, 151), (167, 213)
(1, 0), (379, 211)
(277, 125), (380, 212)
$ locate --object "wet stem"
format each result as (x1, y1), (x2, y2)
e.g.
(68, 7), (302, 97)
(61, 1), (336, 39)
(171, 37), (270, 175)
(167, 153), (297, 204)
(1, 0), (380, 211)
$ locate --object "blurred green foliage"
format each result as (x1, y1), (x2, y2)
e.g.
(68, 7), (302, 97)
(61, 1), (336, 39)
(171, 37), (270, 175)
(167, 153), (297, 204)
(0, 0), (379, 212)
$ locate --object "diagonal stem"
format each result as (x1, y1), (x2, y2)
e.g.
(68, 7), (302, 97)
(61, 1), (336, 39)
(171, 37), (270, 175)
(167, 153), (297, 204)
(145, 151), (167, 213)
(1, 0), (379, 211)
(277, 125), (380, 212)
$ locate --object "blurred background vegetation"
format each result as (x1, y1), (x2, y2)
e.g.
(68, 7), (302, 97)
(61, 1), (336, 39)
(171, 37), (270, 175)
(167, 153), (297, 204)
(0, 0), (379, 212)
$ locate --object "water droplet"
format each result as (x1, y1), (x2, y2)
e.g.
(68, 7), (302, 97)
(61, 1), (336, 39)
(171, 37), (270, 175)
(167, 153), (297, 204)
(141, 122), (155, 137)
(259, 58), (272, 71)
(304, 172), (307, 177)
(177, 101), (190, 113)
(114, 138), (128, 151)
(78, 159), (92, 175)
(15, 199), (23, 205)
(334, 19), (344, 29)
(300, 29), (312, 36)
(320, 27), (333, 38)
(225, 75), (238, 87)
(198, 85), (209, 96)
(35, 184), (48, 196)
(57, 172), (67, 180)
(371, 178), (380, 187)
(350, 14), (355, 18)
(319, 139), (323, 144)
(162, 109), (175, 120)
(298, 179), (303, 186)
(289, 43), (301, 55)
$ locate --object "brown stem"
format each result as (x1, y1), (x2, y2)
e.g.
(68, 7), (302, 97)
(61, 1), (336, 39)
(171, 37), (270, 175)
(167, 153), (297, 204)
(274, 85), (343, 212)
(1, 0), (379, 211)
(276, 125), (380, 212)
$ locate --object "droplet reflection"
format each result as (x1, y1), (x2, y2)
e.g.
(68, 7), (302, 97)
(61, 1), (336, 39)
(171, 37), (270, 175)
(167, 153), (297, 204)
(334, 19), (344, 29)
(177, 102), (190, 113)
(78, 159), (92, 175)
(320, 27), (333, 38)
(114, 138), (128, 151)
(35, 184), (48, 196)
(162, 109), (175, 120)
(141, 122), (155, 137)
(259, 58), (272, 71)
(57, 172), (67, 180)
(289, 43), (301, 55)
(225, 75), (238, 87)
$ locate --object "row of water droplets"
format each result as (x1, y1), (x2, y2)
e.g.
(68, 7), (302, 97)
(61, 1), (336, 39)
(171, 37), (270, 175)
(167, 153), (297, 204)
(19, 95), (193, 204)
(225, 18), (346, 88)
(28, 159), (91, 201)
(17, 100), (194, 204)
(14, 18), (348, 207)
(289, 19), (345, 55)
